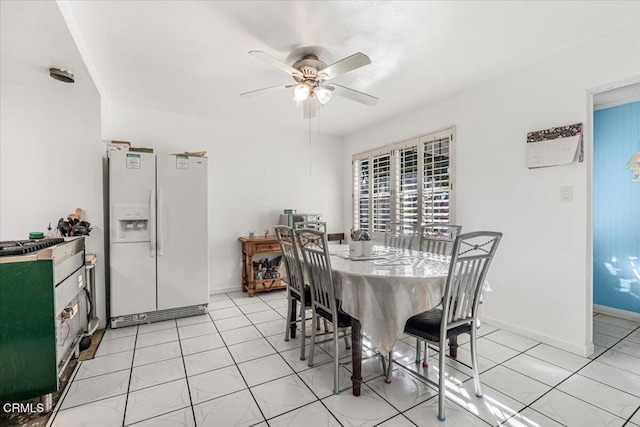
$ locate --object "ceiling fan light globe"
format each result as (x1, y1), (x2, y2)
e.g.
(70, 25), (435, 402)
(294, 84), (310, 102)
(315, 87), (332, 105)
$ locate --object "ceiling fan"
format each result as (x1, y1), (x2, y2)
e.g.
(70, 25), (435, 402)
(240, 50), (378, 119)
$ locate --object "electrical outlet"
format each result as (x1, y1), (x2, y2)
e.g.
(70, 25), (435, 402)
(61, 303), (79, 320)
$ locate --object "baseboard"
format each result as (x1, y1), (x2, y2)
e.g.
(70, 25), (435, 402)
(594, 304), (640, 322)
(209, 285), (238, 296)
(482, 315), (594, 357)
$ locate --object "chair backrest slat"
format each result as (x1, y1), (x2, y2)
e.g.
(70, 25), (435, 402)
(275, 226), (304, 298)
(384, 222), (417, 250)
(441, 231), (502, 328)
(418, 224), (462, 255)
(295, 228), (338, 317)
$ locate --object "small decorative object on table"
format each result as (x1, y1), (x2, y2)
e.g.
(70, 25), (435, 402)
(350, 229), (372, 257)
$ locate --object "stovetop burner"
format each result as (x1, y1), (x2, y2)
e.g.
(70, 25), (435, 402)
(0, 238), (65, 257)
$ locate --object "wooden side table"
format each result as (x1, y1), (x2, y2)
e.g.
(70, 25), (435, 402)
(238, 236), (286, 297)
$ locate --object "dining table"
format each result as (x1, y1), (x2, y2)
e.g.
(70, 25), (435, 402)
(328, 244), (455, 397)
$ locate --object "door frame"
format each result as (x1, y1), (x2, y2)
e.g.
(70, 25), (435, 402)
(586, 75), (640, 348)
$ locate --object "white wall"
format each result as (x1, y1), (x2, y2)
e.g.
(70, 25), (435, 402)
(342, 24), (640, 355)
(0, 2), (105, 326)
(104, 104), (344, 294)
(0, 82), (105, 327)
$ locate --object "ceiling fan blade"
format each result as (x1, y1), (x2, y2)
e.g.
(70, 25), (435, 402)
(320, 52), (371, 80)
(240, 83), (295, 98)
(249, 50), (302, 77)
(303, 98), (317, 119)
(327, 84), (378, 106)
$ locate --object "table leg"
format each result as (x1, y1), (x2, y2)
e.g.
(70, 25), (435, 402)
(241, 250), (247, 292)
(247, 252), (255, 297)
(290, 299), (297, 339)
(351, 318), (362, 396)
(449, 336), (458, 359)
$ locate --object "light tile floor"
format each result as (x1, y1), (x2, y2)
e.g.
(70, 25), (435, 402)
(46, 291), (640, 427)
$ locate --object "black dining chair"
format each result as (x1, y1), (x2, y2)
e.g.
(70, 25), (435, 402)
(385, 231), (502, 422)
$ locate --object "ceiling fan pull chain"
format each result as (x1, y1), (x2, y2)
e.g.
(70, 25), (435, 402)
(309, 115), (312, 176)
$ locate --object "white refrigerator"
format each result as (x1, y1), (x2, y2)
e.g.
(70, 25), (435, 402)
(109, 151), (208, 327)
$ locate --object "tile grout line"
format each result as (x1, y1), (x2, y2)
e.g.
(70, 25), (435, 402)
(123, 321), (198, 425)
(374, 413), (420, 427)
(326, 320), (499, 424)
(595, 323), (640, 426)
(395, 331), (570, 426)
(456, 342), (571, 427)
(228, 292), (347, 427)
(209, 303), (273, 426)
(479, 320), (640, 426)
(498, 325), (640, 426)
(624, 406), (640, 426)
(359, 347), (437, 419)
(121, 325), (140, 427)
(386, 356), (493, 426)
(51, 301), (640, 426)
(46, 351), (84, 427)
(174, 318), (198, 427)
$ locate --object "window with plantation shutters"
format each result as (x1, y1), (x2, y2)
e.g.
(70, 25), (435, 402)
(371, 153), (391, 232)
(395, 145), (419, 227)
(353, 158), (370, 232)
(422, 133), (452, 224)
(352, 127), (455, 239)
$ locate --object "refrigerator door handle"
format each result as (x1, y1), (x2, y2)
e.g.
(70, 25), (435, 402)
(149, 188), (156, 257)
(157, 188), (164, 256)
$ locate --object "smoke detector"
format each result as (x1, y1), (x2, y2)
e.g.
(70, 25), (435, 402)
(49, 68), (75, 83)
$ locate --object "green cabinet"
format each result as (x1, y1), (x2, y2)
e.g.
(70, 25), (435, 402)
(0, 260), (57, 402)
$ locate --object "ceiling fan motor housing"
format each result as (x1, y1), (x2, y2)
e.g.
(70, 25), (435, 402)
(292, 55), (327, 84)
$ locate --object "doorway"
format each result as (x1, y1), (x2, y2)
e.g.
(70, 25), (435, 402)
(589, 78), (640, 355)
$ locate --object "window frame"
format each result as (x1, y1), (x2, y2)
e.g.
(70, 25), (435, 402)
(352, 126), (456, 241)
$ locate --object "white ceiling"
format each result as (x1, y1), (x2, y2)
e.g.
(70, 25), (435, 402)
(0, 1), (98, 97)
(59, 1), (640, 136)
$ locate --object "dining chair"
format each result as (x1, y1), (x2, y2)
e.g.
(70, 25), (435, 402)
(415, 223), (462, 365)
(295, 227), (352, 395)
(294, 221), (331, 333)
(418, 223), (462, 254)
(386, 231), (502, 422)
(384, 222), (417, 250)
(275, 225), (311, 361)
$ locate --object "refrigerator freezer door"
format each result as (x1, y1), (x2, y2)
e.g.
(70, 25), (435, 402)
(109, 151), (157, 316)
(156, 155), (209, 310)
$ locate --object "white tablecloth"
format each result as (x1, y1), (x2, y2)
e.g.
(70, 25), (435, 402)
(329, 245), (450, 356)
